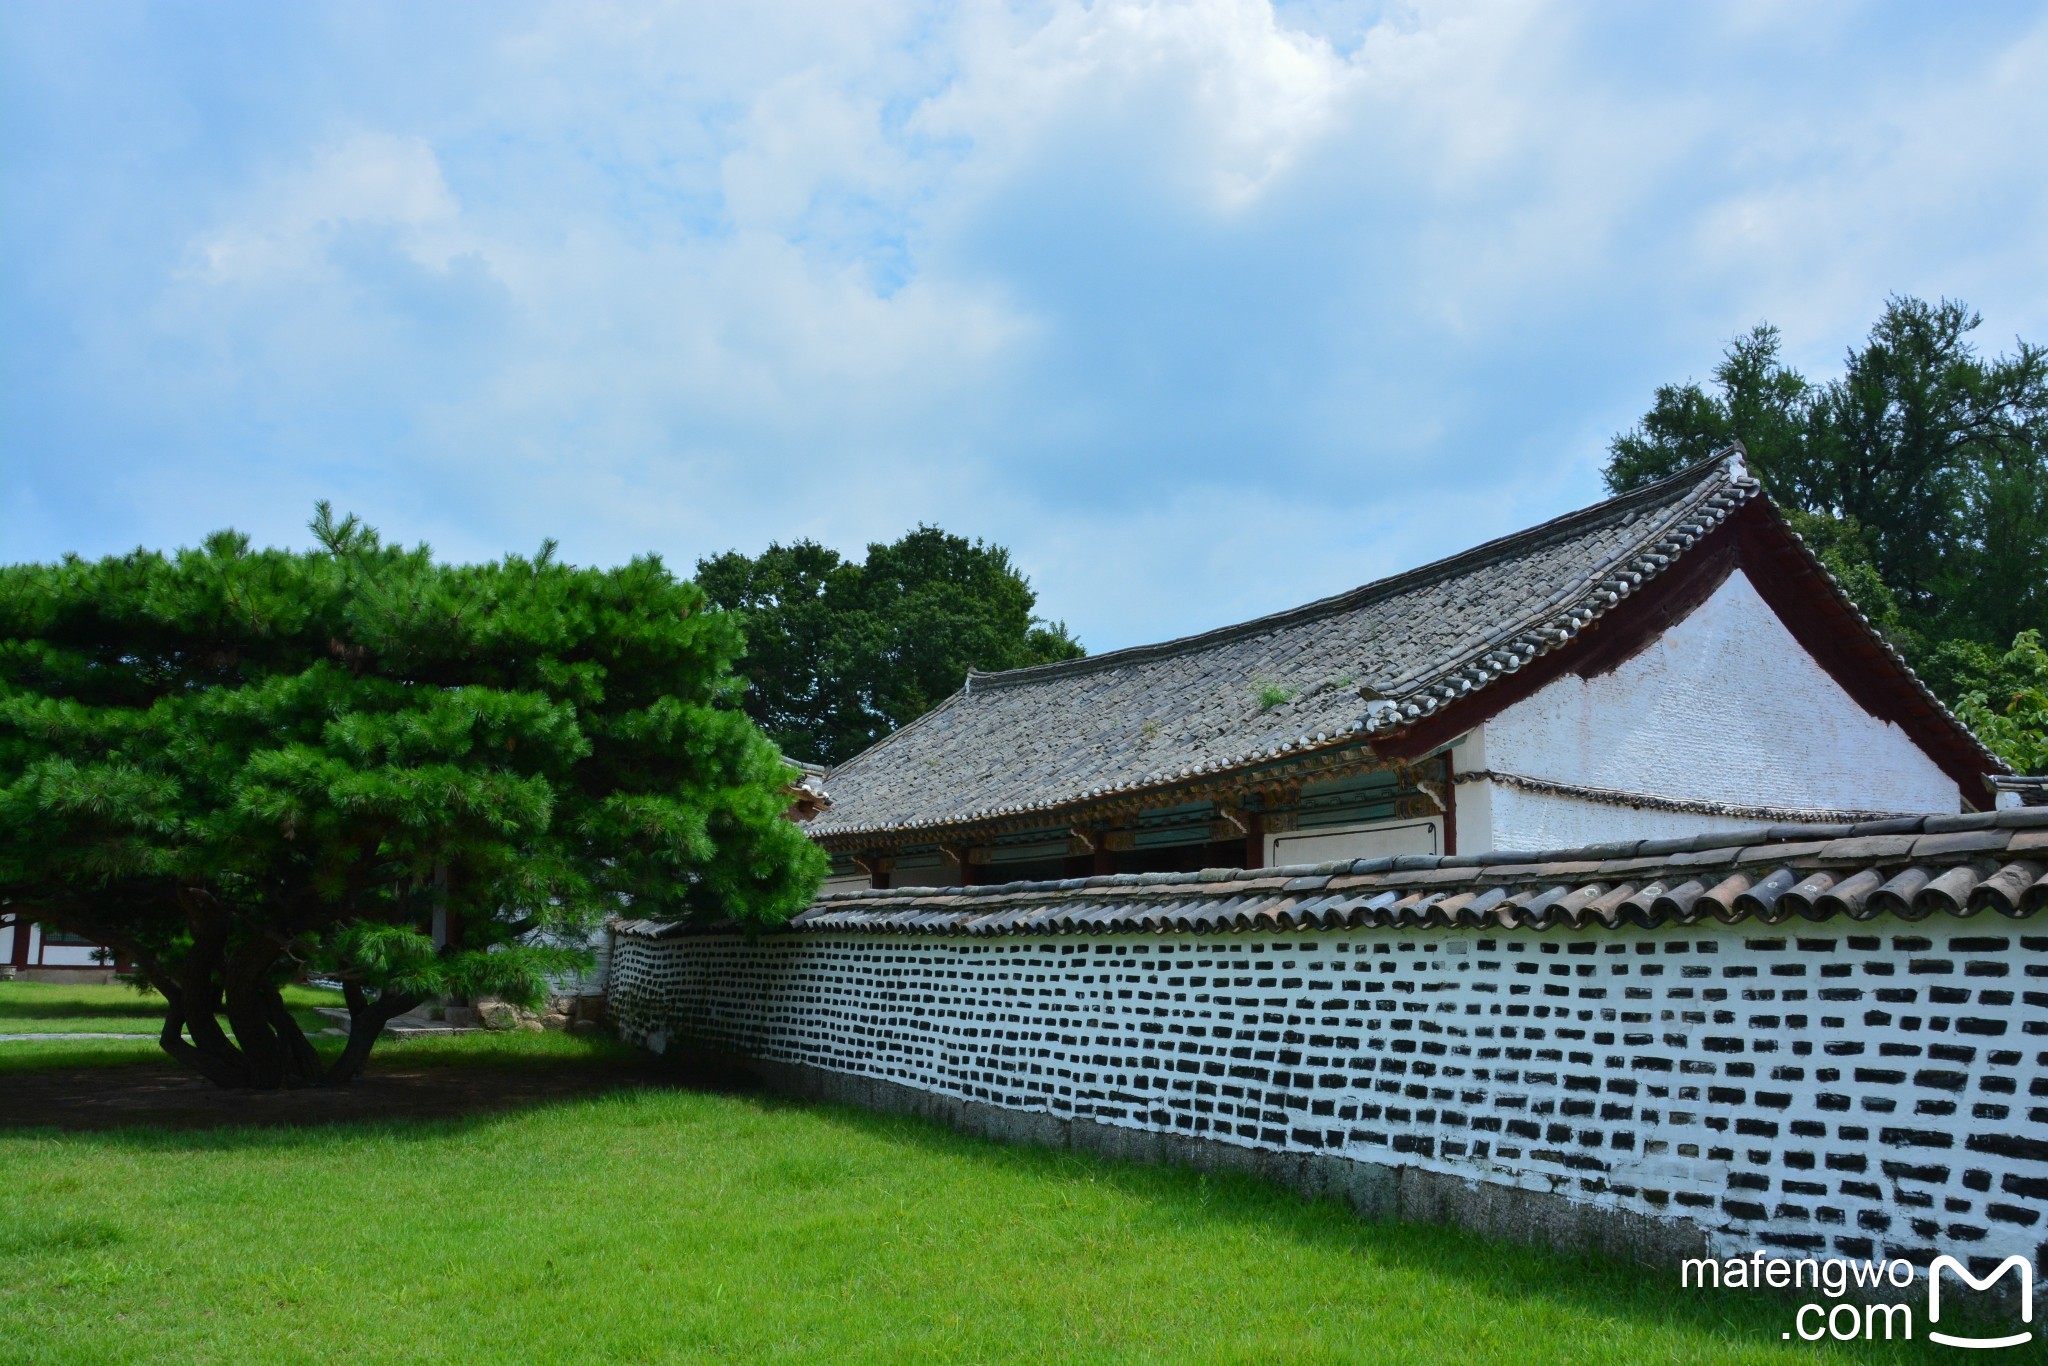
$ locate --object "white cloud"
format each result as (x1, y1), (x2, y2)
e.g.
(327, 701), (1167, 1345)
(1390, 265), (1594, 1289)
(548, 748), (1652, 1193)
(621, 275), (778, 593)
(923, 0), (1356, 210)
(8, 1), (2047, 652)
(189, 132), (460, 282)
(1682, 8), (2048, 357)
(719, 69), (911, 232)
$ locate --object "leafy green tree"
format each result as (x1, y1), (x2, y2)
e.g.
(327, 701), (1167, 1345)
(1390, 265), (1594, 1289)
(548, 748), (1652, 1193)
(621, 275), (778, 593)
(1607, 323), (1815, 492)
(697, 526), (1082, 766)
(689, 540), (851, 769)
(1952, 630), (2048, 775)
(1606, 296), (2048, 702)
(0, 508), (824, 1089)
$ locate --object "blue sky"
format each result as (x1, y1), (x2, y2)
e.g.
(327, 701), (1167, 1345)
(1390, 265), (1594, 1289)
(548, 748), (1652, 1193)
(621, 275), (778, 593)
(5, 1), (2046, 652)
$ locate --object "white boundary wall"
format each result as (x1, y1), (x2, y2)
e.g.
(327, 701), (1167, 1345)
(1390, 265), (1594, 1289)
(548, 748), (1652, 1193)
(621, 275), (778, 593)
(612, 920), (2048, 1272)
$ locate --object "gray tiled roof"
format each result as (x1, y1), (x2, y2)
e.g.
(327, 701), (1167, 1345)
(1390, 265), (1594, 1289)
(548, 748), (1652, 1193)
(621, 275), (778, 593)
(811, 454), (1761, 839)
(619, 808), (2048, 937)
(1995, 776), (2048, 808)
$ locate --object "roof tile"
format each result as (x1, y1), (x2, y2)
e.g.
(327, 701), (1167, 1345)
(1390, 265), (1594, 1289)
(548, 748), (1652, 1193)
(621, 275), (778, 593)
(812, 458), (1758, 838)
(632, 809), (2048, 940)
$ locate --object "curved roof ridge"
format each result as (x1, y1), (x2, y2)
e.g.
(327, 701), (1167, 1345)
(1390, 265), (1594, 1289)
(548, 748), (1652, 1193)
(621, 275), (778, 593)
(1373, 467), (1738, 699)
(967, 452), (1741, 693)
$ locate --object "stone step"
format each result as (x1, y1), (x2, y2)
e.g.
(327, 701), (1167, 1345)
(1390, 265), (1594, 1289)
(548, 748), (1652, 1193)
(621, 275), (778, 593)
(311, 1004), (479, 1036)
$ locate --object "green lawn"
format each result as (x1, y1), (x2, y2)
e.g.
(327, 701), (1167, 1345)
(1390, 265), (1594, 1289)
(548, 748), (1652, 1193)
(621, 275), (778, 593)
(0, 1037), (1949, 1364)
(0, 1024), (616, 1075)
(0, 980), (342, 1037)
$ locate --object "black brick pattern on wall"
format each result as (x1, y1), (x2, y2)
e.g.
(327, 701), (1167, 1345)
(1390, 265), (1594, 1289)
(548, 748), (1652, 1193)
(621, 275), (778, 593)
(611, 922), (2048, 1267)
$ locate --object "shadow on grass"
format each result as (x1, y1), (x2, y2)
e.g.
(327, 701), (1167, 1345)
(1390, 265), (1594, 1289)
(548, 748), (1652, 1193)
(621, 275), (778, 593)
(0, 997), (163, 1023)
(0, 1033), (689, 1133)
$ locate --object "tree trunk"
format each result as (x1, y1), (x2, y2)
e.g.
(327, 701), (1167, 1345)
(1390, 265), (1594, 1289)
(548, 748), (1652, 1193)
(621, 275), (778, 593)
(63, 898), (420, 1091)
(152, 990), (247, 1090)
(222, 940), (290, 1089)
(144, 912), (340, 1090)
(324, 980), (421, 1085)
(167, 913), (262, 1088)
(263, 988), (326, 1083)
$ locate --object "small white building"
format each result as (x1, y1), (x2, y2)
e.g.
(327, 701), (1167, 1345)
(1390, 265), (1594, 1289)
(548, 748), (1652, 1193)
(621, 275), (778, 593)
(2, 913), (122, 982)
(800, 452), (1998, 887)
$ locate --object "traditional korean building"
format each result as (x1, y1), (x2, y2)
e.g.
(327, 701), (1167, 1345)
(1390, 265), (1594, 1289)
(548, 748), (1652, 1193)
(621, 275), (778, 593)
(1, 913), (124, 983)
(804, 452), (2001, 891)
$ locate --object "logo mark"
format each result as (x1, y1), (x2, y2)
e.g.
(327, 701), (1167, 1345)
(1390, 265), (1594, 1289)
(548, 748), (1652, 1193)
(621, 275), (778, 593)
(1928, 1256), (2035, 1350)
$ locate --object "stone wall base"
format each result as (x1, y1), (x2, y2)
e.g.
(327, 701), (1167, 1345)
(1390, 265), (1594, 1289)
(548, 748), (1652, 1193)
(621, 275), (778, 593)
(6, 967), (122, 986)
(669, 1046), (1712, 1270)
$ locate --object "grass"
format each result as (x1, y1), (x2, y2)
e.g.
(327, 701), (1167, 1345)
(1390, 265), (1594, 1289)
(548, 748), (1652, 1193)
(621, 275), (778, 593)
(1254, 681), (1295, 712)
(0, 1035), (163, 1072)
(0, 984), (618, 1079)
(0, 1038), (1953, 1364)
(0, 981), (341, 1037)
(0, 1027), (628, 1074)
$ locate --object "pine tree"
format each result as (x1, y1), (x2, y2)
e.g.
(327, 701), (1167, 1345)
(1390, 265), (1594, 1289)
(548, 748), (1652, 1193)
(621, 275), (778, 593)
(0, 508), (824, 1088)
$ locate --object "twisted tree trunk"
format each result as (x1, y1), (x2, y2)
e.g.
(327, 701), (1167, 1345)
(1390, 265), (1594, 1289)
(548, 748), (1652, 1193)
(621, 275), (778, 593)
(44, 877), (465, 1089)
(127, 907), (387, 1090)
(325, 980), (422, 1084)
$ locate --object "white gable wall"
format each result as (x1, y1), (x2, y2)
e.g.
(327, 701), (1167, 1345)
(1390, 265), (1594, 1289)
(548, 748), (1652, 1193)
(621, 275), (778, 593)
(1455, 568), (1960, 854)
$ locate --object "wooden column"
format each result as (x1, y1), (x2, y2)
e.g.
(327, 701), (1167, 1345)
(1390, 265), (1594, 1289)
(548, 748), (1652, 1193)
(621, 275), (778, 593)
(1068, 828), (1113, 878)
(942, 845), (982, 887)
(1441, 749), (1458, 856)
(430, 860), (451, 949)
(1242, 810), (1265, 870)
(6, 915), (31, 969)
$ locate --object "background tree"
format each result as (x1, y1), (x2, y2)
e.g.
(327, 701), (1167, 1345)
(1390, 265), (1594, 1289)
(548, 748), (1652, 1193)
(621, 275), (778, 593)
(0, 508), (824, 1089)
(1953, 630), (2048, 777)
(697, 526), (1083, 766)
(1606, 296), (2048, 773)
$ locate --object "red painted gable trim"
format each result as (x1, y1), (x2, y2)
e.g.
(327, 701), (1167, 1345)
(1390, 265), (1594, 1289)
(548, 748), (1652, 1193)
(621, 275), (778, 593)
(1374, 501), (1995, 803)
